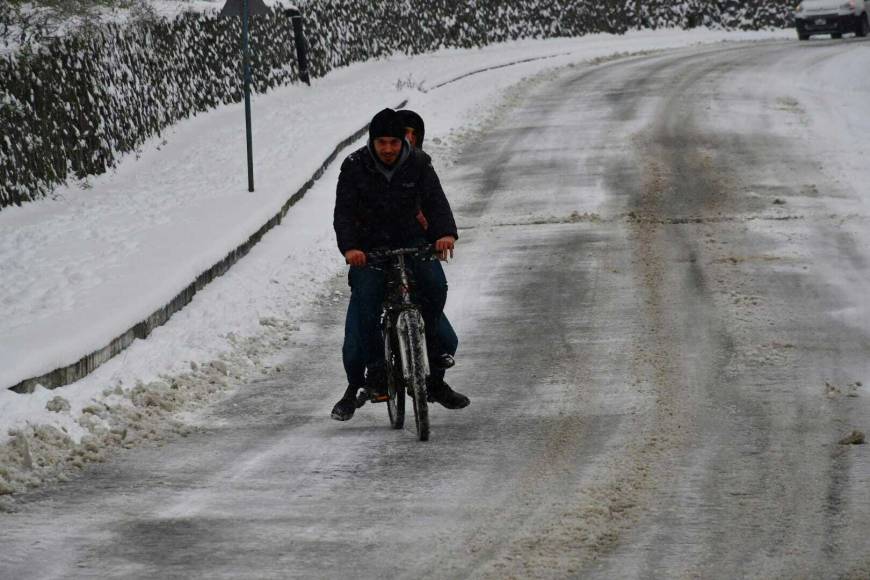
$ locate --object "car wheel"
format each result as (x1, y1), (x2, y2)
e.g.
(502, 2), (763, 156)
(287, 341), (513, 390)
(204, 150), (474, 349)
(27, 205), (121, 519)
(857, 14), (869, 37)
(832, 32), (843, 39)
(798, 32), (810, 40)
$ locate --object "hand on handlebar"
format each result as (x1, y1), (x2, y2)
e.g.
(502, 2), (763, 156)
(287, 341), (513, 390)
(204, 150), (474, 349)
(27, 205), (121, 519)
(344, 249), (367, 267)
(435, 236), (455, 261)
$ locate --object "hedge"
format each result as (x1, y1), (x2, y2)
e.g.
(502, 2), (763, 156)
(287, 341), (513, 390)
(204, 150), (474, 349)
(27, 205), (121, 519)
(0, 0), (793, 209)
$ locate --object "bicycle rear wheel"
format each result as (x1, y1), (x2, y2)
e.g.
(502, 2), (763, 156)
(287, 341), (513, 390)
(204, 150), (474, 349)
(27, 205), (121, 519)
(398, 311), (430, 441)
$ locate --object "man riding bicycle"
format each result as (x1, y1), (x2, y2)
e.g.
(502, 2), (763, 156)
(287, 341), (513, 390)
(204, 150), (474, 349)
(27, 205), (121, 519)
(331, 108), (470, 421)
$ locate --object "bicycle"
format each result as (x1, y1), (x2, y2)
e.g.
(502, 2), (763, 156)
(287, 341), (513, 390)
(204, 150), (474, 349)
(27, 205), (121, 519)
(355, 245), (435, 441)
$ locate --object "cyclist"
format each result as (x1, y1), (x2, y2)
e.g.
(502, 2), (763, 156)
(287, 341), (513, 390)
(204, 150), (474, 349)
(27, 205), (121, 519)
(331, 108), (470, 421)
(354, 109), (461, 408)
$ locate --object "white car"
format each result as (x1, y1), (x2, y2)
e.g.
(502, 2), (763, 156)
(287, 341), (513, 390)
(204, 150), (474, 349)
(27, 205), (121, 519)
(794, 0), (870, 40)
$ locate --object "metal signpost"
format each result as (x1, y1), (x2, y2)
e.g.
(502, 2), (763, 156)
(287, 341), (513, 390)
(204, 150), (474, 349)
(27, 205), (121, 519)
(220, 0), (269, 192)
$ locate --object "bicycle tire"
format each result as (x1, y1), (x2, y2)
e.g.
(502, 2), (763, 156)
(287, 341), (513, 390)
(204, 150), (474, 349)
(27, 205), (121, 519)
(385, 330), (405, 429)
(398, 310), (430, 441)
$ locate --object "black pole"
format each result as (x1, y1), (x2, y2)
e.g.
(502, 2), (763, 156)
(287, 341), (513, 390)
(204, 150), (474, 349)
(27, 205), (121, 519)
(287, 9), (310, 86)
(242, 0), (254, 192)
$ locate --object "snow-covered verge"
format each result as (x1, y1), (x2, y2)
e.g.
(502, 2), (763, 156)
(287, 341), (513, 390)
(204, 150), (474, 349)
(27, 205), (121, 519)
(0, 29), (793, 504)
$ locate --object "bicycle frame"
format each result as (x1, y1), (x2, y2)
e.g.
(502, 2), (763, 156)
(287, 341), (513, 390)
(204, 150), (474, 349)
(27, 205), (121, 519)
(383, 253), (431, 381)
(368, 245), (435, 440)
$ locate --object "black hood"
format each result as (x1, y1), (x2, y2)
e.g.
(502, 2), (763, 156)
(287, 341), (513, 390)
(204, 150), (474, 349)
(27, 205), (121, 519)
(398, 109), (425, 149)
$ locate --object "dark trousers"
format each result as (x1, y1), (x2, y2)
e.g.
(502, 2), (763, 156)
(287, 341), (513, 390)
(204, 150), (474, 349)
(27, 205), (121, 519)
(342, 259), (454, 386)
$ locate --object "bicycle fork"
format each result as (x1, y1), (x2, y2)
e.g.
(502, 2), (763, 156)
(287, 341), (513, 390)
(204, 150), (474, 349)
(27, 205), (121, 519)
(396, 310), (430, 381)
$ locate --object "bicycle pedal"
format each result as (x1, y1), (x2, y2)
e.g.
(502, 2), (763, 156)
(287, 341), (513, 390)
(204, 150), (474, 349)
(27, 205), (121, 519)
(371, 393), (389, 403)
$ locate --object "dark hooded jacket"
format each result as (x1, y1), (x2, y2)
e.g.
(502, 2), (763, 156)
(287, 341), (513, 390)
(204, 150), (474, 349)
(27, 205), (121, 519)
(333, 141), (458, 255)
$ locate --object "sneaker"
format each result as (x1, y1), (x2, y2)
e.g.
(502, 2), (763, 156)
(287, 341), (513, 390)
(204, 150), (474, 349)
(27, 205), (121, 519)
(427, 379), (470, 409)
(331, 385), (362, 421)
(430, 352), (455, 369)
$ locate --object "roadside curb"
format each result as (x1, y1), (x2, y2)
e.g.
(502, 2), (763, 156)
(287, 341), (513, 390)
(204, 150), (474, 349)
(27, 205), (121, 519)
(423, 53), (568, 92)
(9, 99), (408, 394)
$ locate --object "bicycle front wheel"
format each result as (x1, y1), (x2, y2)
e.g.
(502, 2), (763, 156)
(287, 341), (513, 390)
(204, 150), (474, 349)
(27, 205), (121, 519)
(397, 310), (430, 441)
(385, 332), (404, 429)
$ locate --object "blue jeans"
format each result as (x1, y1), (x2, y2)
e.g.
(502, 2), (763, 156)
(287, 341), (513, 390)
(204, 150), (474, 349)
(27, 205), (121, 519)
(342, 258), (456, 385)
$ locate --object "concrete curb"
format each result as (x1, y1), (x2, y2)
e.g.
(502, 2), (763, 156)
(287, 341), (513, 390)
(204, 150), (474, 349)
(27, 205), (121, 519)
(9, 99), (408, 394)
(423, 53), (568, 92)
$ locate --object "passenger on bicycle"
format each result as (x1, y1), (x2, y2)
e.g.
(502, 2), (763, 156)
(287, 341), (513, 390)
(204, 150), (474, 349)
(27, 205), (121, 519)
(399, 109), (460, 391)
(332, 108), (470, 421)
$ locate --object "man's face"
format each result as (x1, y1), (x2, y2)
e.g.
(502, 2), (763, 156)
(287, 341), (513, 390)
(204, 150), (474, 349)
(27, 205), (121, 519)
(374, 137), (403, 166)
(404, 127), (418, 148)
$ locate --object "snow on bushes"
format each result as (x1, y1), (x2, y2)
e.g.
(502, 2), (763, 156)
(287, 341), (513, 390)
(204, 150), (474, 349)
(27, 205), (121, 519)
(0, 0), (792, 209)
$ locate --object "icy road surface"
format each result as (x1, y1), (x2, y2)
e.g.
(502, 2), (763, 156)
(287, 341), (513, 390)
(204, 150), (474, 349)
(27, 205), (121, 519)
(3, 38), (870, 578)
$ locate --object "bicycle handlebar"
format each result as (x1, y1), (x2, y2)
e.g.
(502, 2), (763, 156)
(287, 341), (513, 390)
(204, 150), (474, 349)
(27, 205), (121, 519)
(365, 244), (436, 263)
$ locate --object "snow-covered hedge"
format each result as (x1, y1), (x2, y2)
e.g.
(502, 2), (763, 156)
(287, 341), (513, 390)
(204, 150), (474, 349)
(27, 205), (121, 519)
(636, 0), (790, 30)
(0, 0), (792, 209)
(0, 13), (296, 208)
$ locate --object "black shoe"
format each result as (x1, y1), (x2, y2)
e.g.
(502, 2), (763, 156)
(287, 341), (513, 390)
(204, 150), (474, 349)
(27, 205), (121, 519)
(430, 353), (455, 369)
(331, 385), (362, 421)
(365, 365), (388, 397)
(427, 379), (470, 409)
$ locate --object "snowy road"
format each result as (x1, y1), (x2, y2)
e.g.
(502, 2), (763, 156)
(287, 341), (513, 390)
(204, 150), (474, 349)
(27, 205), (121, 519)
(3, 38), (870, 578)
